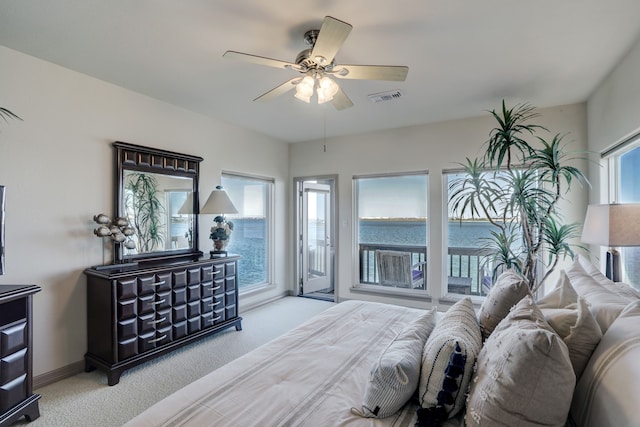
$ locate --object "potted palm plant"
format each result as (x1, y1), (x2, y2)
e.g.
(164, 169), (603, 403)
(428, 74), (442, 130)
(448, 101), (589, 293)
(0, 107), (21, 123)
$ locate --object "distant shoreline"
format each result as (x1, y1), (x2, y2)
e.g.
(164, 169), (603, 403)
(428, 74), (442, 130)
(359, 217), (493, 222)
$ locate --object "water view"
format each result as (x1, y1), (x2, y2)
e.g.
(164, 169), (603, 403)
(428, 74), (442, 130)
(227, 218), (496, 289)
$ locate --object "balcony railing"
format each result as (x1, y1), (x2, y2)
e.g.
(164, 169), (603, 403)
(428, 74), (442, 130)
(359, 243), (497, 296)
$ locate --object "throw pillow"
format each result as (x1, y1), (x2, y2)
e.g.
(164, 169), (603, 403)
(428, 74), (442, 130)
(466, 296), (576, 427)
(417, 298), (482, 423)
(477, 270), (530, 340)
(352, 308), (437, 418)
(571, 300), (640, 427)
(537, 270), (578, 309)
(541, 297), (603, 379)
(575, 253), (640, 300)
(566, 259), (630, 333)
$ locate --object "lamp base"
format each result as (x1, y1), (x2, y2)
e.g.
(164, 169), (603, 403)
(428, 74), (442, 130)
(605, 248), (621, 282)
(210, 250), (228, 258)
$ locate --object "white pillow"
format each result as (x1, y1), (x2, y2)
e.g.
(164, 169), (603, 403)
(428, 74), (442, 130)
(571, 300), (640, 427)
(566, 259), (630, 333)
(541, 297), (602, 379)
(536, 269), (603, 379)
(466, 296), (576, 427)
(537, 270), (578, 309)
(574, 253), (640, 300)
(352, 308), (437, 418)
(417, 298), (482, 422)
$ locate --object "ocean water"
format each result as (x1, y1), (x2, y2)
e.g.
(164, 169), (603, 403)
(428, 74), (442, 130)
(227, 218), (495, 288)
(358, 219), (494, 248)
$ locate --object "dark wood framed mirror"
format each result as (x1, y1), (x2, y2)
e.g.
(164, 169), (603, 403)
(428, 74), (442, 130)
(113, 141), (203, 264)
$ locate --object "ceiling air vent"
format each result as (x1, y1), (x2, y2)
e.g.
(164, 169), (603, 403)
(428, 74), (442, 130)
(368, 90), (403, 103)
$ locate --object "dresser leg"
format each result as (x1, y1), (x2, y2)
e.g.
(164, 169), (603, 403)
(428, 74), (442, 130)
(22, 395), (40, 421)
(108, 370), (123, 386)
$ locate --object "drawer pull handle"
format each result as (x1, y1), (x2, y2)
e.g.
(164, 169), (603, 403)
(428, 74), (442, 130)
(148, 316), (166, 325)
(210, 316), (222, 323)
(152, 299), (166, 306)
(148, 334), (167, 343)
(146, 281), (166, 287)
(209, 301), (222, 307)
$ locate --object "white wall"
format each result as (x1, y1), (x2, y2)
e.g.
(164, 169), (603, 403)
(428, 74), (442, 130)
(290, 103), (589, 309)
(587, 36), (640, 202)
(0, 46), (290, 377)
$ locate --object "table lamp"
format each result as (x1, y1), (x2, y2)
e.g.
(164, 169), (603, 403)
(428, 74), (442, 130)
(200, 186), (238, 255)
(581, 203), (640, 282)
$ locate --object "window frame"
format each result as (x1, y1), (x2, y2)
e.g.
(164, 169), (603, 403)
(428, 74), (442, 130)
(605, 133), (640, 285)
(442, 166), (527, 302)
(221, 171), (275, 293)
(351, 171), (429, 298)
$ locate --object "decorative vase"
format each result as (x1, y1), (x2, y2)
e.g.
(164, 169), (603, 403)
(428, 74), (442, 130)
(213, 239), (228, 252)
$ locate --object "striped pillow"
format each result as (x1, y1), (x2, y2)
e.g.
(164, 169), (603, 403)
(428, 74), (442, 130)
(352, 308), (437, 418)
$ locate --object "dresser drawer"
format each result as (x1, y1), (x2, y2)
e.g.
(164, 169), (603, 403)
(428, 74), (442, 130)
(0, 321), (27, 358)
(0, 348), (27, 384)
(0, 373), (27, 411)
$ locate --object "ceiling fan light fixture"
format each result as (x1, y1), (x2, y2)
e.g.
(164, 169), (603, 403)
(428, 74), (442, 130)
(317, 76), (339, 104)
(294, 75), (315, 103)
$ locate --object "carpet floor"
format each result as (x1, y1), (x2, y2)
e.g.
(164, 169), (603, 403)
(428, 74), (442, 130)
(15, 296), (334, 427)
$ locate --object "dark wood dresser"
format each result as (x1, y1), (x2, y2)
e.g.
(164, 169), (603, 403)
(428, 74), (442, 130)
(0, 284), (40, 426)
(84, 256), (241, 385)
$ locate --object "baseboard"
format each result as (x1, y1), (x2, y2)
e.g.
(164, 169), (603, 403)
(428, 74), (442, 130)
(242, 292), (289, 312)
(33, 360), (85, 390)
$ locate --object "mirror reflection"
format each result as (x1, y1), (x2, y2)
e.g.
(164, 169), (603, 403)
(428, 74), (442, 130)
(122, 170), (194, 256)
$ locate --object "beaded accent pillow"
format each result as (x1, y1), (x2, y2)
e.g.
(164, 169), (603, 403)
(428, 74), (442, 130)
(466, 296), (575, 427)
(417, 298), (482, 424)
(477, 270), (530, 341)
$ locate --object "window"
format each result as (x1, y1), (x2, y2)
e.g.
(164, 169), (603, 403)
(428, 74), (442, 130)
(445, 171), (510, 297)
(354, 172), (428, 292)
(608, 140), (640, 287)
(221, 173), (274, 291)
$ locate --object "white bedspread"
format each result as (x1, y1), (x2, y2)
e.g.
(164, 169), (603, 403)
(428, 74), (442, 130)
(124, 300), (464, 427)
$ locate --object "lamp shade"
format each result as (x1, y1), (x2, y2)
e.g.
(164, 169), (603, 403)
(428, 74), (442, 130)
(177, 192), (194, 215)
(581, 203), (640, 246)
(200, 186), (238, 215)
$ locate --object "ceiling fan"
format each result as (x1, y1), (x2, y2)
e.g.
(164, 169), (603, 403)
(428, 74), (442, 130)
(223, 16), (409, 110)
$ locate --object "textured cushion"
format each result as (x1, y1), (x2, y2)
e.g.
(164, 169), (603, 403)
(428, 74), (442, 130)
(566, 259), (630, 333)
(417, 298), (482, 422)
(466, 296), (576, 427)
(477, 270), (530, 340)
(571, 300), (640, 427)
(353, 308), (437, 418)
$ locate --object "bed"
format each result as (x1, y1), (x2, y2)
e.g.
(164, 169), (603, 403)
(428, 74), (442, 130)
(124, 255), (640, 427)
(123, 299), (453, 426)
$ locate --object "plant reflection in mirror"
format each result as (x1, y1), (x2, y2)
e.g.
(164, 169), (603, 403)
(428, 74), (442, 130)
(124, 172), (165, 252)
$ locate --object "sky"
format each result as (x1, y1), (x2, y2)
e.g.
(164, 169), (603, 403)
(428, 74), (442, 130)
(357, 175), (427, 218)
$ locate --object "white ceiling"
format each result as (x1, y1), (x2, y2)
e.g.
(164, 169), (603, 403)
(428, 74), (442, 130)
(2, 1), (640, 143)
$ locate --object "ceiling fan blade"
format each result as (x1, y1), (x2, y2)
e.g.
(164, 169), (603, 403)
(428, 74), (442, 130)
(311, 16), (352, 67)
(331, 87), (353, 110)
(253, 77), (302, 102)
(331, 65), (409, 81)
(223, 50), (301, 71)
